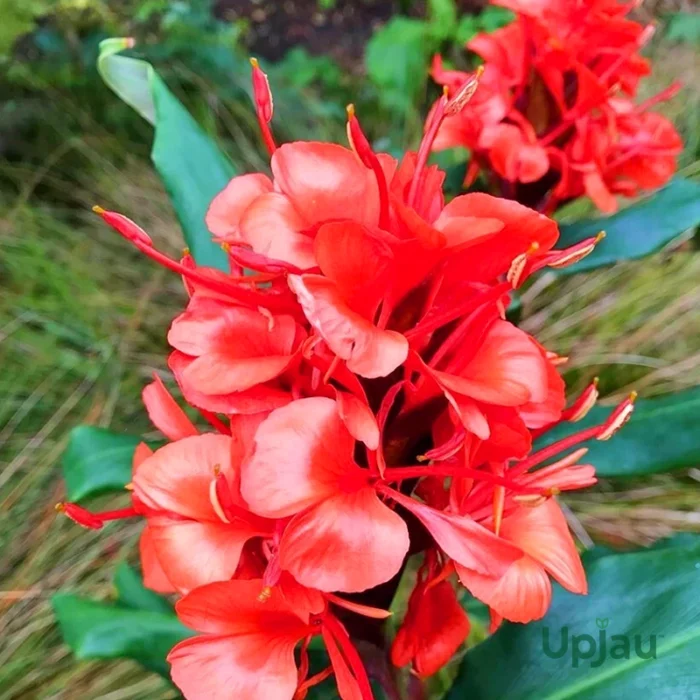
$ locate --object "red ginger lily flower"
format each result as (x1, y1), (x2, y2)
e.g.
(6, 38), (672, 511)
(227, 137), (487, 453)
(241, 396), (410, 593)
(391, 551), (470, 677)
(133, 430), (274, 593)
(431, 0), (682, 212)
(169, 578), (373, 700)
(63, 55), (642, 699)
(168, 295), (303, 414)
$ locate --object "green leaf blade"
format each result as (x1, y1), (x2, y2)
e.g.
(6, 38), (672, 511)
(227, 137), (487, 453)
(114, 562), (174, 616)
(52, 594), (192, 677)
(97, 38), (232, 270)
(534, 388), (700, 477)
(447, 536), (700, 699)
(557, 178), (700, 274)
(61, 426), (140, 502)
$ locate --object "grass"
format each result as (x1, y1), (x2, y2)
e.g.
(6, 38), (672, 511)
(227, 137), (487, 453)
(0, 25), (699, 700)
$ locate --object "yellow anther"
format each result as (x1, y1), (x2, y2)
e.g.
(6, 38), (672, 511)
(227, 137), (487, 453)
(92, 205), (106, 215)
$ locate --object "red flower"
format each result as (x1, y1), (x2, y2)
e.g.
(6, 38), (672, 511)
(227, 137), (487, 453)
(169, 579), (373, 700)
(391, 552), (470, 676)
(59, 54), (640, 700)
(241, 396), (410, 593)
(431, 0), (682, 212)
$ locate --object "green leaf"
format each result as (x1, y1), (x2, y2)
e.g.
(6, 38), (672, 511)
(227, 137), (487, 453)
(534, 388), (700, 477)
(447, 536), (700, 699)
(114, 562), (174, 615)
(53, 594), (192, 677)
(97, 37), (232, 270)
(428, 0), (458, 40)
(557, 178), (700, 274)
(62, 426), (140, 501)
(365, 18), (435, 111)
(665, 12), (700, 44)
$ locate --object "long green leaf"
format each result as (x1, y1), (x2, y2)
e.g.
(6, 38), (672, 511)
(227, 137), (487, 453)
(557, 178), (700, 274)
(114, 562), (174, 615)
(97, 37), (232, 270)
(447, 536), (700, 699)
(61, 426), (140, 501)
(534, 388), (700, 477)
(52, 594), (191, 677)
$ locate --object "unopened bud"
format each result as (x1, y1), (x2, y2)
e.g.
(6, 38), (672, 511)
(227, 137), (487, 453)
(93, 206), (153, 246)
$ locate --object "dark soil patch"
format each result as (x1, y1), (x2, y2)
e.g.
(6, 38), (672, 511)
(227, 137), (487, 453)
(214, 0), (486, 66)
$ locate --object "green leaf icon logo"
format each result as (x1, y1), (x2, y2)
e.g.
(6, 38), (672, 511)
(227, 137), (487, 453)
(596, 618), (609, 629)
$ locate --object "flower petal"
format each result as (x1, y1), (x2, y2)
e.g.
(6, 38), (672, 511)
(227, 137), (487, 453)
(175, 579), (310, 635)
(313, 221), (393, 318)
(206, 173), (273, 240)
(456, 555), (552, 623)
(500, 499), (586, 594)
(280, 488), (410, 593)
(289, 274), (408, 379)
(333, 389), (380, 451)
(169, 351), (292, 415)
(271, 142), (379, 228)
(133, 434), (233, 521)
(242, 397), (359, 518)
(142, 374), (198, 441)
(148, 517), (260, 593)
(439, 320), (548, 406)
(386, 489), (521, 577)
(239, 192), (316, 269)
(183, 353), (293, 395)
(139, 524), (176, 594)
(169, 634), (299, 700)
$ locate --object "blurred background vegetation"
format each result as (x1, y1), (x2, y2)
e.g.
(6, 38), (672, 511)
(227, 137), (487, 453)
(0, 0), (698, 697)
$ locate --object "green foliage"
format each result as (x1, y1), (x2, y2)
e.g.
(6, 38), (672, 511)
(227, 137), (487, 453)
(98, 38), (234, 270)
(53, 592), (191, 677)
(447, 536), (700, 698)
(557, 178), (700, 274)
(366, 17), (434, 113)
(665, 12), (700, 45)
(534, 388), (700, 478)
(272, 47), (343, 92)
(62, 426), (141, 502)
(365, 3), (514, 118)
(114, 562), (175, 615)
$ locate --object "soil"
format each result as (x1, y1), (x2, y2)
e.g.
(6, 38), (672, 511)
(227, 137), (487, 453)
(214, 0), (487, 66)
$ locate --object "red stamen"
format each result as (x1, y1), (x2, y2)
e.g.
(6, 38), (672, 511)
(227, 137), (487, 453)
(562, 378), (599, 422)
(511, 426), (601, 477)
(407, 90), (448, 209)
(294, 666), (334, 699)
(55, 502), (139, 529)
(324, 593), (392, 619)
(407, 281), (511, 340)
(55, 502), (103, 529)
(634, 80), (682, 113)
(346, 104), (391, 230)
(199, 410), (232, 435)
(322, 615), (373, 700)
(250, 57), (276, 156)
(597, 391), (636, 440)
(382, 466), (542, 494)
(93, 207), (297, 314)
(212, 470), (274, 532)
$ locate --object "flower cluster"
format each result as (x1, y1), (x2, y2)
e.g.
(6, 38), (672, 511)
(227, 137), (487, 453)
(58, 60), (635, 699)
(431, 0), (682, 213)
